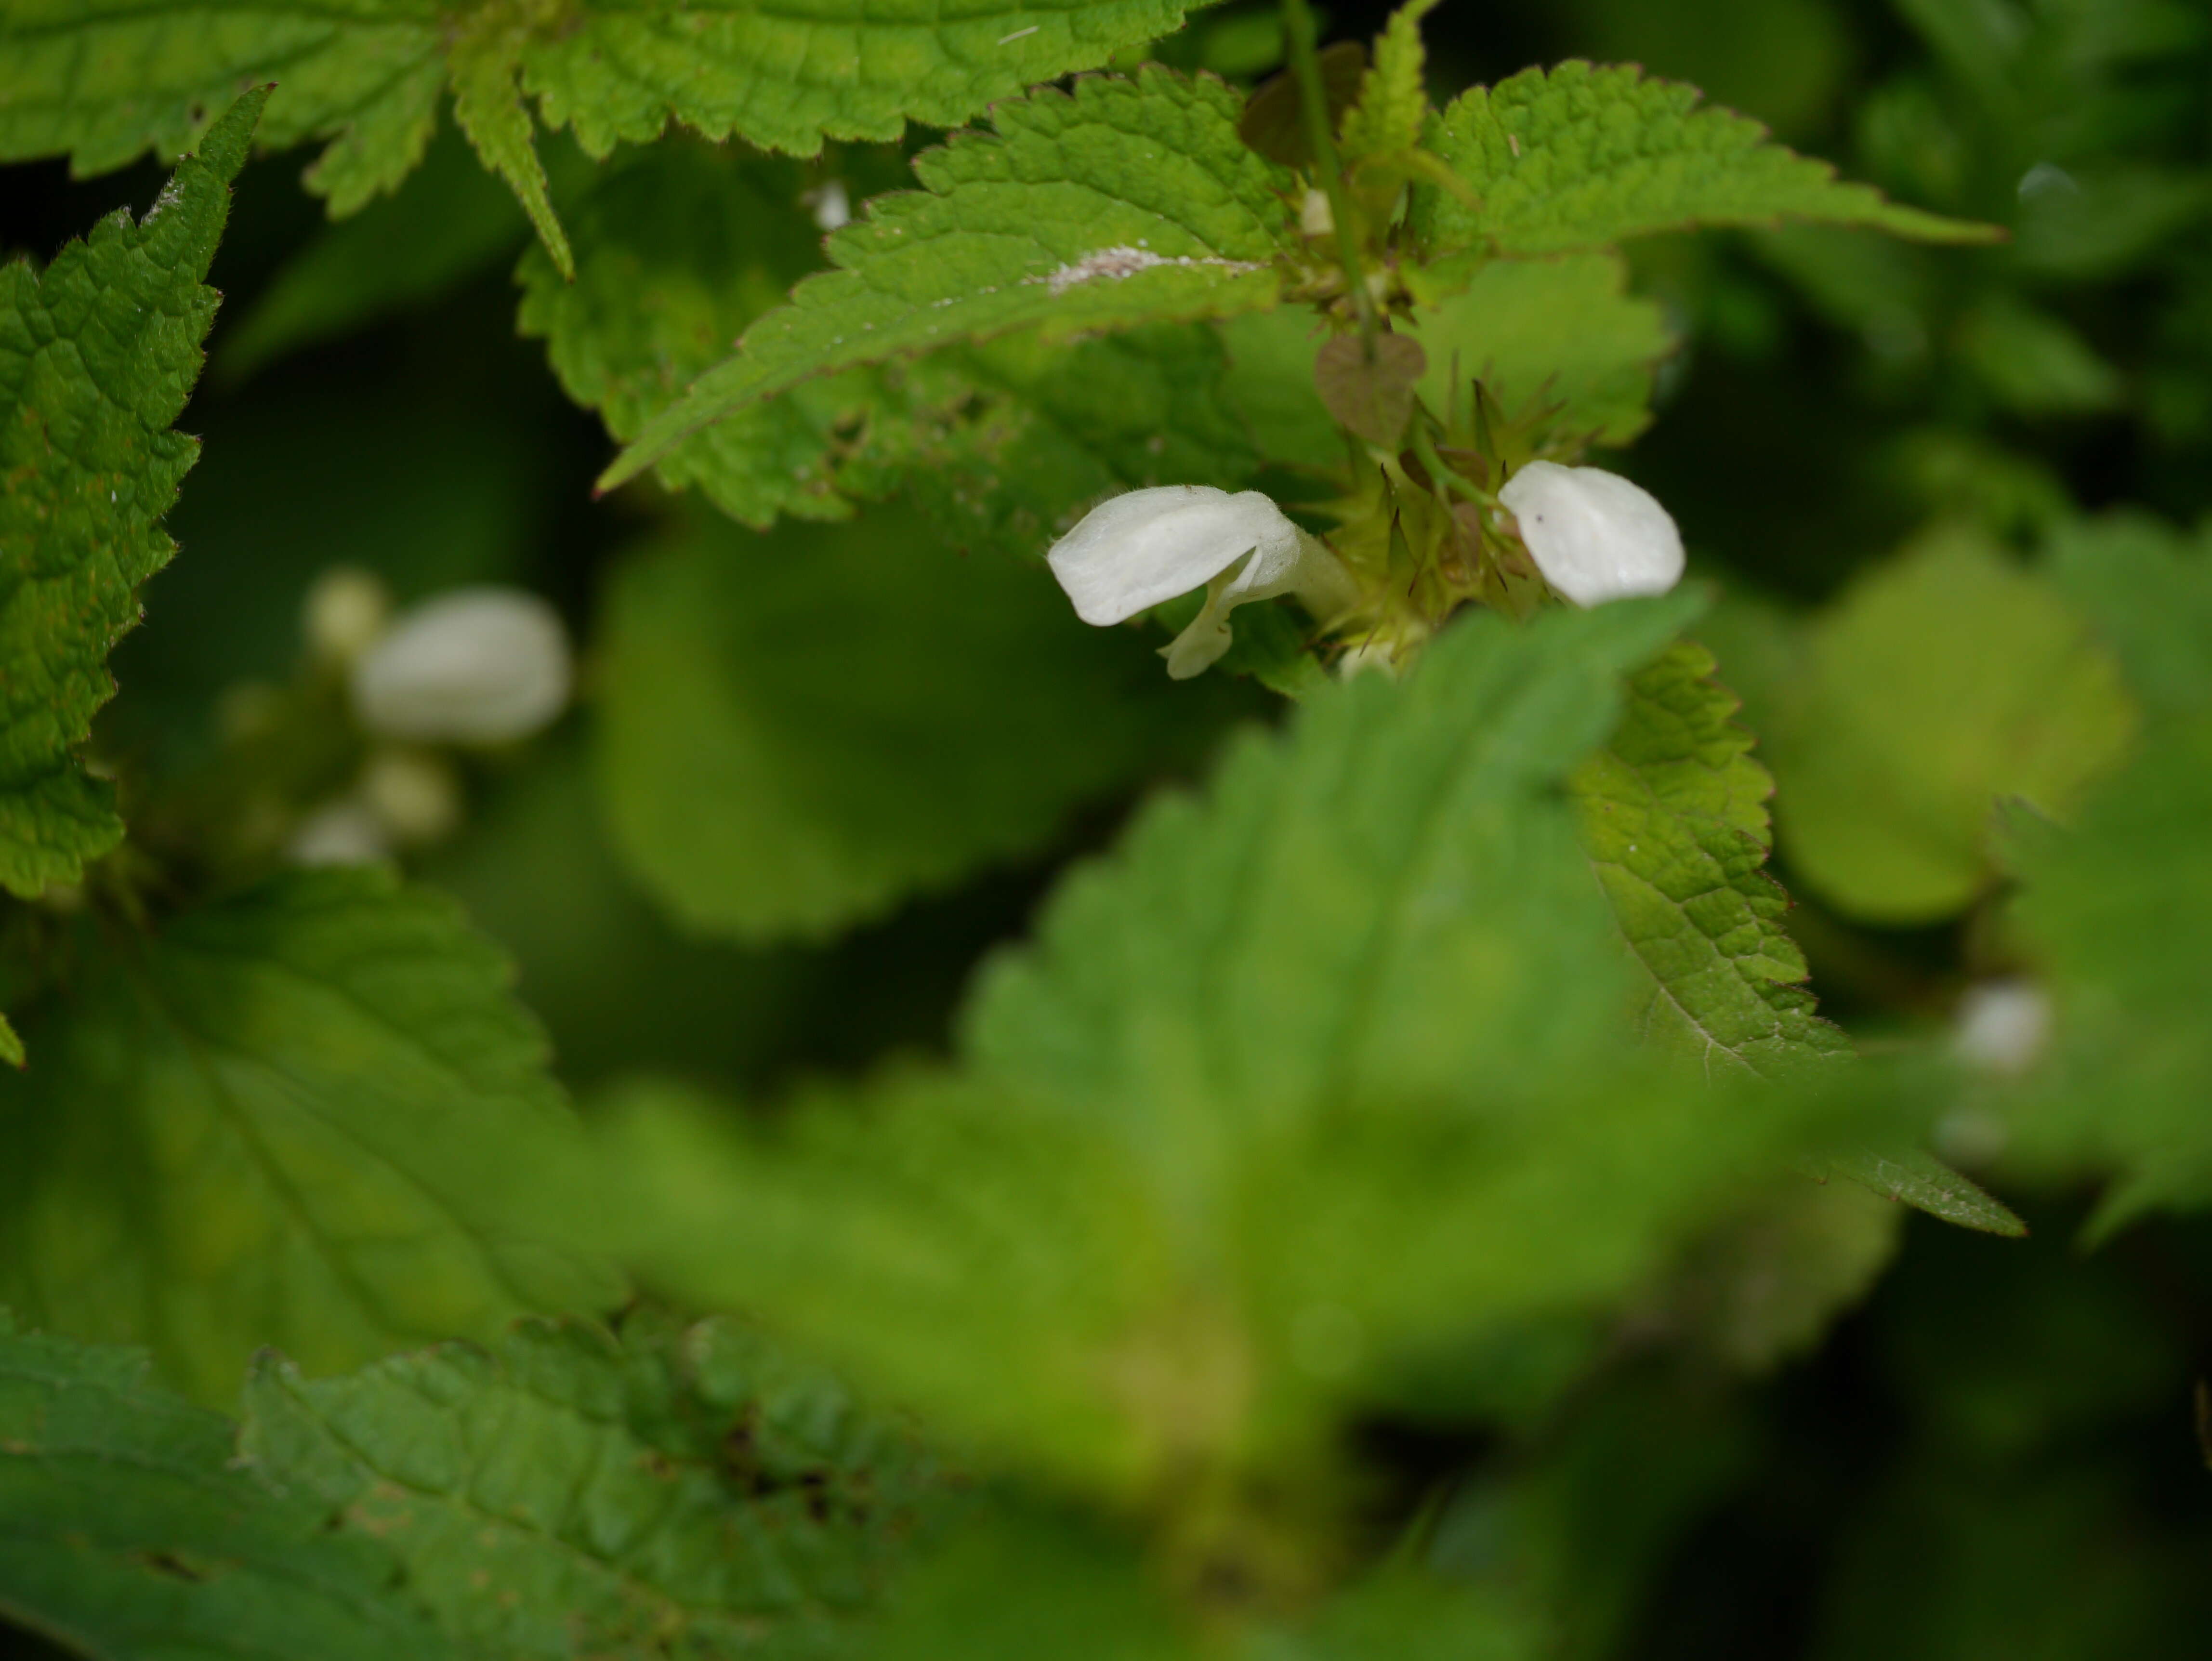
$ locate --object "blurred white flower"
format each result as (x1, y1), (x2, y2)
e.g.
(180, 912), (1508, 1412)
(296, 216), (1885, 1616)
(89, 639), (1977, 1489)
(1952, 979), (2051, 1077)
(351, 588), (572, 744)
(803, 179), (851, 231)
(1498, 461), (1685, 607)
(1046, 486), (1357, 679)
(287, 799), (390, 867)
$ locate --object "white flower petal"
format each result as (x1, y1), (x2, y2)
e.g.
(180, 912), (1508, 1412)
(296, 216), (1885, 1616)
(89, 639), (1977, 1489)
(1049, 485), (1360, 678)
(351, 588), (573, 744)
(1499, 461), (1685, 607)
(1046, 486), (1302, 625)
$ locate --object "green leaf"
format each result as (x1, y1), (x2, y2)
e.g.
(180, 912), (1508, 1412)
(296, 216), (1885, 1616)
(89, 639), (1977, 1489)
(448, 4), (573, 277)
(964, 596), (1703, 1130)
(0, 6), (437, 213)
(857, 1501), (1198, 1661)
(1410, 62), (1997, 258)
(1815, 1148), (2028, 1239)
(596, 70), (1296, 497)
(595, 1071), (1187, 1496)
(1570, 640), (1844, 1081)
(0, 0), (1202, 224)
(1567, 643), (2025, 1236)
(2007, 718), (2212, 1225)
(0, 1315), (452, 1661)
(1953, 296), (2125, 417)
(594, 506), (1254, 943)
(0, 88), (263, 900)
(1764, 527), (2139, 924)
(1337, 0), (1441, 165)
(239, 1314), (936, 1661)
(524, 140), (1262, 540)
(1407, 252), (1676, 449)
(2041, 510), (2212, 723)
(1215, 308), (1345, 473)
(888, 322), (1265, 559)
(587, 598), (1891, 1500)
(1662, 1180), (1907, 1371)
(0, 868), (622, 1406)
(517, 138), (900, 530)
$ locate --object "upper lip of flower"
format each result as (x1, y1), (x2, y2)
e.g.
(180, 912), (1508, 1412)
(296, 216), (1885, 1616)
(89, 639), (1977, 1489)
(1045, 486), (1360, 679)
(1498, 461), (1685, 607)
(1046, 486), (1304, 625)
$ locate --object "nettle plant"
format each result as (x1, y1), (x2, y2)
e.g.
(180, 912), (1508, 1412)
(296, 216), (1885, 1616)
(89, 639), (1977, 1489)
(18, 0), (2203, 1655)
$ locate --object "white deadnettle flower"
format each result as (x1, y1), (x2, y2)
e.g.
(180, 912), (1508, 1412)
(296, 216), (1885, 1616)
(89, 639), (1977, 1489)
(1046, 486), (1358, 679)
(1498, 461), (1685, 607)
(351, 588), (573, 744)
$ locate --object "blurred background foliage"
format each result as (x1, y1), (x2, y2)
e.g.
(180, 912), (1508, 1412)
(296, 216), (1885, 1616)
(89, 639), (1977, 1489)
(5, 0), (2212, 1654)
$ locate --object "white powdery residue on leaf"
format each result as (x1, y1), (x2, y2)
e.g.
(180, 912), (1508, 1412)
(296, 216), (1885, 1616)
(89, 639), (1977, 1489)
(1033, 246), (1264, 297)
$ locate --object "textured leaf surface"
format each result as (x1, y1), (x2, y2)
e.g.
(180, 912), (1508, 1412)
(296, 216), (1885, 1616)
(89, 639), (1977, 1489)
(0, 868), (622, 1406)
(1569, 644), (2025, 1236)
(240, 1314), (935, 1661)
(1818, 1148), (2027, 1239)
(518, 138), (896, 529)
(891, 323), (1264, 559)
(0, 0), (1198, 214)
(1411, 62), (1994, 257)
(0, 5), (436, 212)
(0, 1315), (450, 1661)
(594, 597), (1885, 1496)
(1763, 528), (2137, 924)
(1409, 252), (1675, 448)
(595, 507), (1253, 943)
(1570, 640), (1844, 1081)
(1337, 0), (1440, 164)
(963, 598), (1700, 1130)
(598, 71), (1296, 495)
(0, 89), (261, 898)
(523, 140), (1259, 539)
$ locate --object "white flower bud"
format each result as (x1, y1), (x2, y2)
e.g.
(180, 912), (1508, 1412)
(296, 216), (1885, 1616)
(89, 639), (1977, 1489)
(302, 566), (391, 665)
(1046, 486), (1358, 680)
(1498, 461), (1685, 607)
(360, 748), (462, 845)
(350, 588), (572, 744)
(287, 799), (391, 867)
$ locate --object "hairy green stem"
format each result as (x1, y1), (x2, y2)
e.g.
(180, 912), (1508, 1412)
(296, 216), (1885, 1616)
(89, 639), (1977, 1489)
(1409, 420), (1488, 505)
(1280, 0), (1376, 344)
